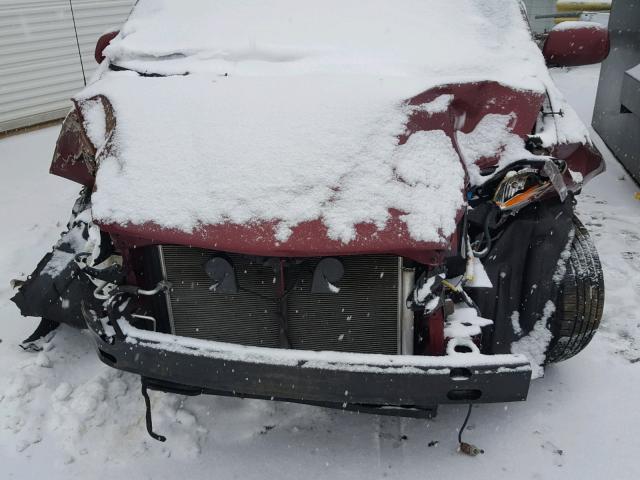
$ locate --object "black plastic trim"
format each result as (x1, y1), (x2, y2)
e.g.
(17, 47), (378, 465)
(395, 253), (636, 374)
(88, 327), (531, 414)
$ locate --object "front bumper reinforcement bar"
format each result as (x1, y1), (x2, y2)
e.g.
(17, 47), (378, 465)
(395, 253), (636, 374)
(87, 317), (532, 420)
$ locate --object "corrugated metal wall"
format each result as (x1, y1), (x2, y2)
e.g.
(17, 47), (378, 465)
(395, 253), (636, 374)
(0, 0), (134, 133)
(593, 0), (640, 184)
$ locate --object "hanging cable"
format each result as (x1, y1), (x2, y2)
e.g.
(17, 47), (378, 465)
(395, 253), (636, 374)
(69, 0), (87, 86)
(141, 381), (166, 442)
(471, 206), (497, 258)
(457, 404), (484, 456)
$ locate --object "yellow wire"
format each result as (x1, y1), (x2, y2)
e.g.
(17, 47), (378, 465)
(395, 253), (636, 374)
(442, 279), (460, 292)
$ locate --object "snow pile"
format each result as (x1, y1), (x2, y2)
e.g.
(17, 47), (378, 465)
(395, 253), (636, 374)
(511, 300), (556, 379)
(510, 228), (575, 378)
(444, 305), (493, 339)
(537, 87), (592, 148)
(457, 114), (534, 185)
(511, 311), (523, 337)
(0, 330), (207, 461)
(552, 228), (576, 284)
(80, 98), (106, 149)
(413, 273), (445, 308)
(121, 320), (526, 370)
(41, 209), (100, 278)
(552, 20), (607, 31)
(410, 95), (454, 116)
(569, 169), (584, 185)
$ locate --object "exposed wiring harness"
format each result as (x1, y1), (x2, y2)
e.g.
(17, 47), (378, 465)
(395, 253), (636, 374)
(471, 205), (498, 258)
(441, 278), (482, 318)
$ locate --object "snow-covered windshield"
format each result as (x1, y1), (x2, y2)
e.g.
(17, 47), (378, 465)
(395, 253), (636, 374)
(105, 0), (545, 92)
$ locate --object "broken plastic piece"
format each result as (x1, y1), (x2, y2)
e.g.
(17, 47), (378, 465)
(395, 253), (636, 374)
(19, 318), (59, 352)
(459, 442), (484, 456)
(542, 160), (568, 202)
(311, 257), (344, 293)
(204, 256), (238, 293)
(409, 271), (444, 312)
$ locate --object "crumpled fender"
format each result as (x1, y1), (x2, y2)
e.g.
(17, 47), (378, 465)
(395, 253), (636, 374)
(469, 198), (575, 353)
(49, 95), (115, 186)
(11, 189), (110, 329)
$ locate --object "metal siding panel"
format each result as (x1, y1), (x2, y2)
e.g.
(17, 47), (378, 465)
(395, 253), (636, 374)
(621, 66), (640, 116)
(73, 0), (135, 81)
(0, 0), (134, 132)
(592, 1), (640, 184)
(523, 0), (556, 34)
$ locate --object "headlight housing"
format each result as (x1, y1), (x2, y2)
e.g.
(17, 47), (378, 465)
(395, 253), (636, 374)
(489, 159), (567, 213)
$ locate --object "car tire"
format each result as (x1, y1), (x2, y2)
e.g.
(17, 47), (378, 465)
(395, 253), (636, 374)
(545, 215), (605, 363)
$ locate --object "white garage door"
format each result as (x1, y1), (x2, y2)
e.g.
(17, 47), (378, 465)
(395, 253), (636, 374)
(0, 0), (134, 133)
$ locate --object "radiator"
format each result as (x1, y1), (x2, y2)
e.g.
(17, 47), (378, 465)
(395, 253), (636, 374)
(157, 246), (402, 355)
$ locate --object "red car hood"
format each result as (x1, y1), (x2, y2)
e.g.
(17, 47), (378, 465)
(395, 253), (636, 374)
(52, 0), (563, 264)
(87, 81), (543, 265)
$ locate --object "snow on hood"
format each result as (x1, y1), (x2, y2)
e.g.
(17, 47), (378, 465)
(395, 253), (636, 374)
(78, 74), (465, 244)
(74, 0), (589, 250)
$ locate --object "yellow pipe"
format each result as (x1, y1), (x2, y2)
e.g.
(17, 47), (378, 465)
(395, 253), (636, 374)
(557, 2), (611, 12)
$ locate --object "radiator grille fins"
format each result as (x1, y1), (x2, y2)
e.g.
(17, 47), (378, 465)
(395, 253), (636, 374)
(161, 247), (281, 348)
(287, 256), (400, 354)
(159, 246), (400, 354)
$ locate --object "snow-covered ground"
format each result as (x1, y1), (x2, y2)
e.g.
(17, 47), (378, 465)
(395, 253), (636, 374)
(1, 65), (639, 479)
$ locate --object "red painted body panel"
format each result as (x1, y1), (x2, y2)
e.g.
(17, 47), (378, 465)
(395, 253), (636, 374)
(50, 81), (604, 263)
(543, 24), (610, 68)
(50, 96), (115, 186)
(427, 310), (445, 355)
(95, 82), (545, 262)
(102, 215), (450, 266)
(403, 82), (545, 174)
(95, 31), (119, 64)
(555, 142), (606, 190)
(405, 82), (543, 139)
(49, 107), (96, 187)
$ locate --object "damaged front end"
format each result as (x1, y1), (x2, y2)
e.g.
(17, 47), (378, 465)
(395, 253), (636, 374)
(9, 76), (603, 443)
(11, 189), (114, 348)
(9, 155), (588, 443)
(10, 186), (538, 440)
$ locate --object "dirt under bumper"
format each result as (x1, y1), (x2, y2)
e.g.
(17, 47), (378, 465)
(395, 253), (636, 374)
(87, 316), (532, 415)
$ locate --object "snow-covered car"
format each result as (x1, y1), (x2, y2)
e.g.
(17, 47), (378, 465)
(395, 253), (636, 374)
(12, 0), (609, 440)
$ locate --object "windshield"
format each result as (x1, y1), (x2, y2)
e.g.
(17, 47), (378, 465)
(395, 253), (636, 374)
(104, 0), (542, 91)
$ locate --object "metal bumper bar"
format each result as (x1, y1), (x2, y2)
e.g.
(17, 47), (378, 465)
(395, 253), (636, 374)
(88, 318), (532, 413)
